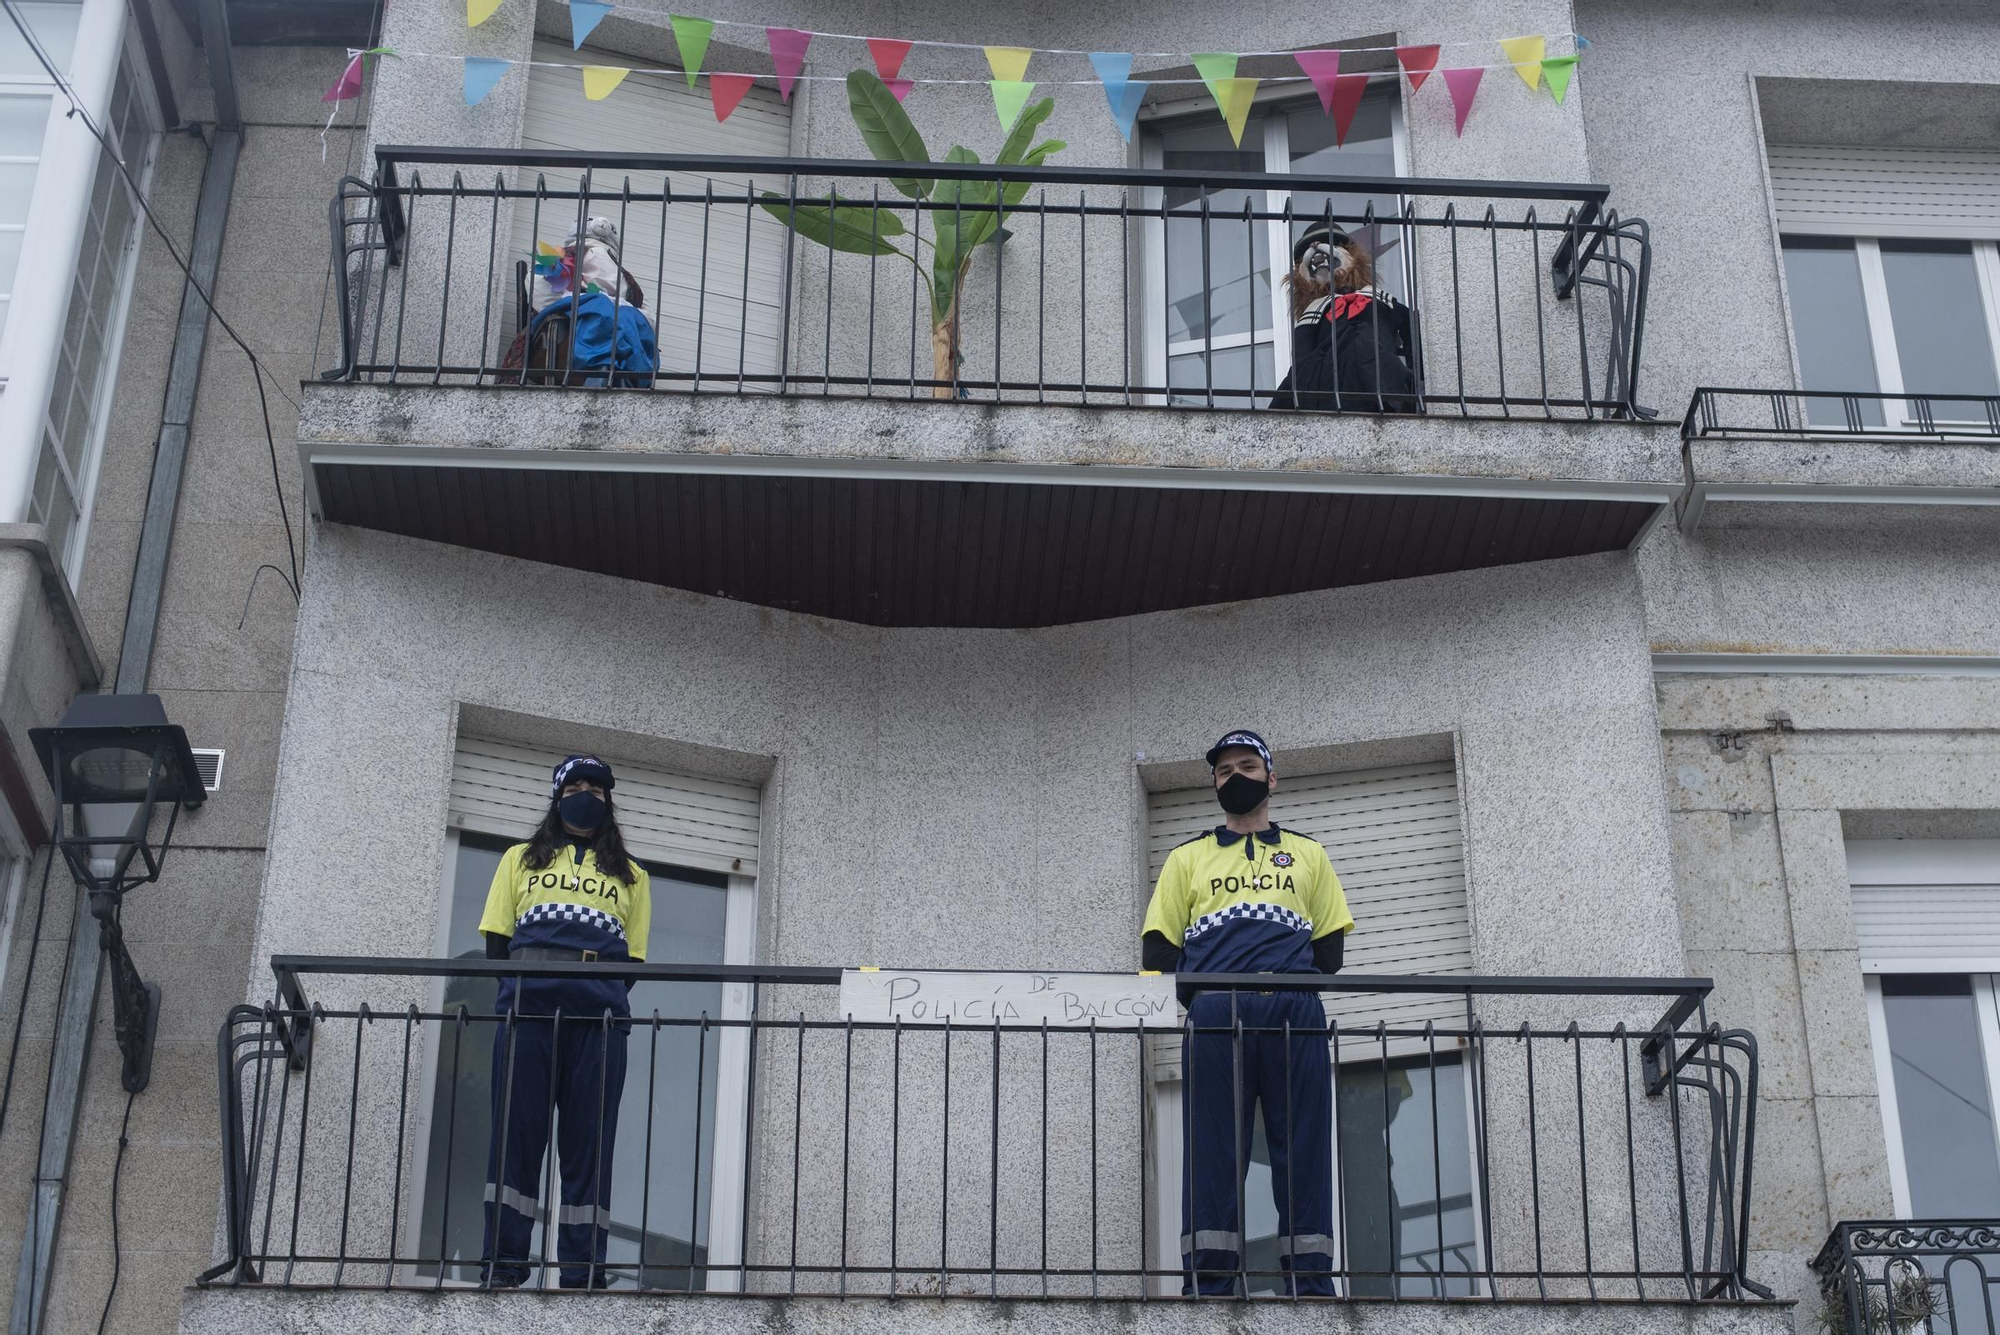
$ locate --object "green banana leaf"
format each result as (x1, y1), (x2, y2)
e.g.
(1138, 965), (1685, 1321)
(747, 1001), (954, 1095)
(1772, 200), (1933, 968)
(758, 191), (907, 256)
(846, 70), (932, 199)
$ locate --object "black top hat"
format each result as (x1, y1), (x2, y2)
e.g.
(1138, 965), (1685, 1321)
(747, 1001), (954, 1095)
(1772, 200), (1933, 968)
(1292, 220), (1353, 267)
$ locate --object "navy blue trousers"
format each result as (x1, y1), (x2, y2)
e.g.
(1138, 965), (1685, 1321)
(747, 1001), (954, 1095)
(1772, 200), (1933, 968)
(1181, 991), (1335, 1295)
(481, 1012), (628, 1287)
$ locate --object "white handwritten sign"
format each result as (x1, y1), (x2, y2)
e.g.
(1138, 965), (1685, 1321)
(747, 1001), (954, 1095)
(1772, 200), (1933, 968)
(839, 970), (1176, 1029)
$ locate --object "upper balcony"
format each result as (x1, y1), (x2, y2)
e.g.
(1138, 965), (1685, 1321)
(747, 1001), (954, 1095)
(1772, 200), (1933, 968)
(300, 147), (1678, 627)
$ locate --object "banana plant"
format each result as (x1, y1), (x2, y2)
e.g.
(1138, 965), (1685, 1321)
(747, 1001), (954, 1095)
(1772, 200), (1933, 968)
(761, 70), (1065, 398)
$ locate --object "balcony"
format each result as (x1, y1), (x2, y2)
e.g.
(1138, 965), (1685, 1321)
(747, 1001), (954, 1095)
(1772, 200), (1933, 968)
(1675, 388), (2000, 533)
(299, 148), (1679, 627)
(180, 957), (1787, 1333)
(1812, 1221), (2000, 1335)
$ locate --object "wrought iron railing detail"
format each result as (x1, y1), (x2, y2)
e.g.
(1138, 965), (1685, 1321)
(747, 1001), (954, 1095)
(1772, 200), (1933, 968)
(1813, 1220), (2000, 1334)
(1683, 388), (2000, 441)
(323, 147), (1652, 421)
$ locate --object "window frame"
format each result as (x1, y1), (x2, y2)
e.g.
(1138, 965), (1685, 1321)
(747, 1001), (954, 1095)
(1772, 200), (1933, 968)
(1136, 85), (1410, 406)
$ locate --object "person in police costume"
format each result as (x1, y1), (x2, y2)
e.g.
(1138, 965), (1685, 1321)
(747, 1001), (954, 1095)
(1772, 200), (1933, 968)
(478, 754), (652, 1288)
(1141, 730), (1354, 1296)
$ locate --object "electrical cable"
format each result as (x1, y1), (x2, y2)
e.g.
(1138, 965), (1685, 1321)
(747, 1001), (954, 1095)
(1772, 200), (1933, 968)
(1, 0), (302, 602)
(95, 1088), (136, 1335)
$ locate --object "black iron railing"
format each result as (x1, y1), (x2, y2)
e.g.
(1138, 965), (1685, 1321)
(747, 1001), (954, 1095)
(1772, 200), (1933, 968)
(1812, 1221), (2000, 1334)
(324, 146), (1651, 420)
(199, 957), (1764, 1302)
(1684, 387), (2000, 440)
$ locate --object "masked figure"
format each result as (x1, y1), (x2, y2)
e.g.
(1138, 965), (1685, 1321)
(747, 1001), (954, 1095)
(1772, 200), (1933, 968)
(1268, 221), (1419, 412)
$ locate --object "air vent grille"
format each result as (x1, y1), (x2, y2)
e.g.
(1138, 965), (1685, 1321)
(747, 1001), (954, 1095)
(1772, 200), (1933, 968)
(190, 748), (224, 793)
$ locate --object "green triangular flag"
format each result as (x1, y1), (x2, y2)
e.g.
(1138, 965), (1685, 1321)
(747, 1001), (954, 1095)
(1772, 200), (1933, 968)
(1541, 55), (1578, 104)
(671, 14), (714, 88)
(989, 79), (1037, 131)
(1191, 52), (1237, 106)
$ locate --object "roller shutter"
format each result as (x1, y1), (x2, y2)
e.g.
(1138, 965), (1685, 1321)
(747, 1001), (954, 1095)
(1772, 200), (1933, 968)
(450, 734), (760, 877)
(514, 37), (791, 378)
(1768, 146), (2000, 240)
(1848, 839), (2000, 972)
(1147, 761), (1473, 1046)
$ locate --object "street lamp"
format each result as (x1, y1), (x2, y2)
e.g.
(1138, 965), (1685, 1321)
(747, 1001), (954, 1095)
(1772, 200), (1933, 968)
(29, 693), (206, 1093)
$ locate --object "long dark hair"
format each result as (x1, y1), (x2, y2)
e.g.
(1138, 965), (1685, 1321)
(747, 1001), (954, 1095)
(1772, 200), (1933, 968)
(522, 793), (638, 885)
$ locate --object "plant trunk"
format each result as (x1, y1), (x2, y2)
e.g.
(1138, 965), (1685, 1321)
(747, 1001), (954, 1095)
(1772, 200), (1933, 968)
(930, 298), (960, 399)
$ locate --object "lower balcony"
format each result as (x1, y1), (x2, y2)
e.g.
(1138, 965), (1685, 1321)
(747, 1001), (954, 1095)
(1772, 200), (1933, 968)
(181, 958), (1785, 1333)
(1812, 1221), (2000, 1335)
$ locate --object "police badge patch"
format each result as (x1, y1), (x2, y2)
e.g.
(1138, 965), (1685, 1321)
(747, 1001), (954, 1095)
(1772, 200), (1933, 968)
(1270, 852), (1294, 867)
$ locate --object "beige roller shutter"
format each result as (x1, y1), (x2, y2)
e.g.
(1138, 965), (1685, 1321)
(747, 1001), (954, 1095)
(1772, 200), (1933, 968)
(1146, 761), (1473, 1047)
(450, 734), (759, 877)
(514, 38), (792, 378)
(1768, 146), (2000, 240)
(1848, 839), (2000, 972)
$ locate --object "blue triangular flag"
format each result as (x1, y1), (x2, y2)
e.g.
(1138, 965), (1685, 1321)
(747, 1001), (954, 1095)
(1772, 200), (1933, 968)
(463, 56), (508, 105)
(570, 0), (612, 48)
(1089, 52), (1146, 142)
(1574, 34), (1591, 50)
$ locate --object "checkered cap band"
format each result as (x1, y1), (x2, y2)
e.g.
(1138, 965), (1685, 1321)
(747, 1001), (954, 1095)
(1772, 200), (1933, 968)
(1184, 901), (1312, 943)
(515, 901), (627, 941)
(1206, 730), (1274, 773)
(550, 753), (615, 798)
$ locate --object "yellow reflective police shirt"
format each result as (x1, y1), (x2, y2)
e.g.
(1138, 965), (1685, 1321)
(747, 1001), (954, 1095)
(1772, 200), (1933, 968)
(478, 842), (652, 962)
(1141, 825), (1353, 975)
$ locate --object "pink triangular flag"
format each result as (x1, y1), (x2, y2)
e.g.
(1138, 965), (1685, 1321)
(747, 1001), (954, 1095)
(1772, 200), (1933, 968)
(1328, 72), (1367, 145)
(1396, 44), (1440, 93)
(867, 37), (912, 82)
(1442, 66), (1482, 135)
(323, 53), (364, 101)
(884, 77), (913, 102)
(710, 72), (754, 121)
(1292, 50), (1342, 114)
(767, 27), (810, 102)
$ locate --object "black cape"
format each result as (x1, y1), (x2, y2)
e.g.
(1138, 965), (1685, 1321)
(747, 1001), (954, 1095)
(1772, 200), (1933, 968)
(1267, 290), (1419, 412)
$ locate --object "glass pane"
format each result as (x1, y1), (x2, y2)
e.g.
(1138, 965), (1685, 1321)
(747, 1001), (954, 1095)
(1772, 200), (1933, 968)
(1881, 975), (2000, 1215)
(0, 165), (35, 226)
(1161, 115), (1271, 344)
(1338, 1054), (1476, 1297)
(1780, 237), (1884, 428)
(1284, 89), (1406, 304)
(33, 436), (75, 561)
(0, 94), (50, 156)
(419, 832), (730, 1289)
(1880, 240), (2000, 421)
(0, 3), (80, 78)
(1168, 342), (1274, 408)
(0, 228), (21, 296)
(58, 381), (91, 472)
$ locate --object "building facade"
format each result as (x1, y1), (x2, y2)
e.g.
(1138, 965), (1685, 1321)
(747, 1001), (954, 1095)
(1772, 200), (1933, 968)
(0, 0), (1992, 1332)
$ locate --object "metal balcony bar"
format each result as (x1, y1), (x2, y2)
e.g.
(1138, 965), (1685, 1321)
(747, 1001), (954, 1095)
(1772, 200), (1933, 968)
(324, 149), (1650, 421)
(201, 958), (1763, 1303)
(1812, 1220), (2000, 1334)
(1683, 387), (2000, 441)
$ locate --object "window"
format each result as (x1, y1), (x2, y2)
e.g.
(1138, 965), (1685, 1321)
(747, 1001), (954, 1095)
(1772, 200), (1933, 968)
(23, 52), (153, 575)
(0, 0), (80, 339)
(1141, 86), (1407, 408)
(407, 735), (760, 1289)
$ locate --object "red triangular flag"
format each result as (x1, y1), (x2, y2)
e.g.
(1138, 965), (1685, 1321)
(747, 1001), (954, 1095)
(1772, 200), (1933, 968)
(1328, 72), (1368, 145)
(1442, 66), (1482, 136)
(1396, 44), (1440, 94)
(710, 72), (754, 121)
(1292, 50), (1342, 114)
(867, 37), (912, 82)
(884, 77), (913, 102)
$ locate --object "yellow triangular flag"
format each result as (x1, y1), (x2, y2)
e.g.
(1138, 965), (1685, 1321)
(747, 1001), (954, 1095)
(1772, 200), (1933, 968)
(1215, 77), (1259, 147)
(1500, 36), (1544, 90)
(582, 65), (630, 100)
(984, 45), (1032, 83)
(468, 0), (503, 25)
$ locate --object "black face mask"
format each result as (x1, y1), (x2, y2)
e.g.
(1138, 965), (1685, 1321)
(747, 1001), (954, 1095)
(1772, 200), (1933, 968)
(558, 791), (606, 832)
(1215, 772), (1271, 817)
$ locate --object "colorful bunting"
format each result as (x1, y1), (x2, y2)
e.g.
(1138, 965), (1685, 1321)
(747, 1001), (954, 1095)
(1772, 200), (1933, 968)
(1090, 52), (1145, 143)
(1499, 36), (1544, 90)
(582, 64), (631, 100)
(1541, 55), (1577, 104)
(1191, 52), (1236, 106)
(766, 26), (810, 102)
(1292, 50), (1342, 113)
(570, 0), (611, 48)
(671, 14), (713, 87)
(867, 37), (911, 80)
(1442, 66), (1482, 136)
(710, 71), (755, 120)
(468, 0), (503, 27)
(985, 46), (1032, 83)
(322, 53), (364, 101)
(462, 56), (508, 105)
(1214, 76), (1258, 147)
(1574, 34), (1592, 51)
(1394, 44), (1439, 93)
(989, 79), (1036, 130)
(1296, 51), (1368, 146)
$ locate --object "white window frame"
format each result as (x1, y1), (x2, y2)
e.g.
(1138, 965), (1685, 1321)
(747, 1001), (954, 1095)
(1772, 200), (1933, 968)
(1791, 235), (2000, 431)
(401, 820), (759, 1289)
(1137, 87), (1410, 405)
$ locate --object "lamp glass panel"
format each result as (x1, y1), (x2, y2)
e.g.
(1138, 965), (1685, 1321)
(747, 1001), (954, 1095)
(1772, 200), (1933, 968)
(66, 741), (160, 800)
